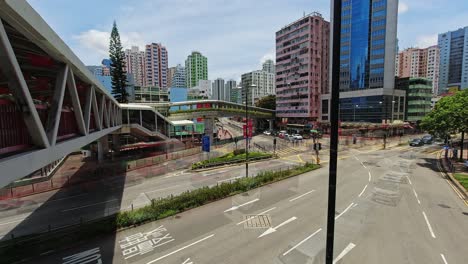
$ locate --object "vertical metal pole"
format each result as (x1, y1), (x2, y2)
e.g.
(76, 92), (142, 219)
(326, 0), (342, 263)
(245, 85), (249, 178)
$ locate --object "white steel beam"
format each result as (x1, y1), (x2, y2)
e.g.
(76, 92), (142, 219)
(46, 64), (68, 146)
(0, 126), (121, 188)
(66, 67), (86, 135)
(0, 18), (49, 148)
(83, 85), (93, 134)
(91, 88), (101, 130)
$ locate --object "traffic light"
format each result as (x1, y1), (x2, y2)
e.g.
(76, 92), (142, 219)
(313, 143), (322, 151)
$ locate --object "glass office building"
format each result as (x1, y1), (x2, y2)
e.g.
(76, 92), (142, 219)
(322, 0), (405, 123)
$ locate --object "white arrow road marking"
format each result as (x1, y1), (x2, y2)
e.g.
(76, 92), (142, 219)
(236, 207), (276, 225)
(333, 243), (356, 264)
(440, 254), (448, 264)
(422, 211), (436, 238)
(368, 171), (372, 182)
(147, 234), (214, 264)
(282, 228), (322, 256)
(258, 217), (297, 238)
(182, 258), (193, 264)
(335, 203), (354, 220)
(289, 190), (315, 202)
(224, 198), (259, 212)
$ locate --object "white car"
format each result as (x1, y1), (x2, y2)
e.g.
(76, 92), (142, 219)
(263, 131), (271, 135)
(293, 134), (303, 140)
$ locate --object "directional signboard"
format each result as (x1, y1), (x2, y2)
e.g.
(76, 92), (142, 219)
(202, 135), (210, 152)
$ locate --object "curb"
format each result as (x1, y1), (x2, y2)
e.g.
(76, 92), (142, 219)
(191, 157), (276, 172)
(437, 150), (468, 203)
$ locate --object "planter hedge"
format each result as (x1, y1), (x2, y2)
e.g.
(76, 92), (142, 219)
(191, 151), (272, 170)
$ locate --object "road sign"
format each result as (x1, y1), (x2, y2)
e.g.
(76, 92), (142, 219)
(202, 135), (210, 152)
(243, 124), (253, 139)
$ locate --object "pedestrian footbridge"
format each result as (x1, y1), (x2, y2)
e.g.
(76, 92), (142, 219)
(0, 0), (274, 187)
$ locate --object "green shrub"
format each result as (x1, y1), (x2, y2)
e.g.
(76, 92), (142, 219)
(191, 151), (272, 169)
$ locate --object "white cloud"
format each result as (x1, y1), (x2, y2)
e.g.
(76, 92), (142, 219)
(72, 29), (145, 61)
(260, 50), (275, 65)
(398, 2), (409, 14)
(415, 34), (438, 48)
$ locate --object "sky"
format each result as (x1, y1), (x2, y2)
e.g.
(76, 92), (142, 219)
(28, 0), (468, 82)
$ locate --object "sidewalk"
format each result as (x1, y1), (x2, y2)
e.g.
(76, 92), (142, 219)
(0, 146), (221, 200)
(439, 150), (468, 204)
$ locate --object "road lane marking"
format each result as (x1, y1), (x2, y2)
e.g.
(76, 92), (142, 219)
(406, 175), (413, 185)
(413, 189), (421, 204)
(422, 211), (436, 238)
(61, 199), (119, 212)
(146, 234), (214, 264)
(49, 193), (88, 203)
(354, 156), (360, 161)
(0, 217), (26, 226)
(258, 216), (297, 238)
(63, 247), (102, 264)
(368, 171), (372, 182)
(282, 228), (322, 256)
(440, 254), (448, 264)
(217, 176), (243, 184)
(182, 258), (193, 264)
(335, 203), (354, 220)
(236, 207), (276, 225)
(224, 198), (259, 212)
(289, 190), (315, 202)
(358, 185), (368, 197)
(146, 185), (182, 194)
(333, 243), (356, 264)
(360, 161), (367, 169)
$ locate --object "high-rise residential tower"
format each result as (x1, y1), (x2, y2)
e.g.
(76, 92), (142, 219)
(145, 43), (168, 88)
(396, 46), (440, 94)
(167, 66), (176, 88)
(438, 26), (468, 93)
(224, 80), (236, 102)
(275, 12), (330, 124)
(124, 46), (146, 87)
(241, 70), (275, 105)
(262, 59), (275, 74)
(212, 78), (225, 101)
(185, 51), (208, 88)
(171, 64), (186, 88)
(322, 0), (405, 123)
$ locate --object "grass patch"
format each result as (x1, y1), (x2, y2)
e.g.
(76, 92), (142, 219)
(454, 173), (468, 190)
(0, 162), (319, 263)
(191, 150), (272, 170)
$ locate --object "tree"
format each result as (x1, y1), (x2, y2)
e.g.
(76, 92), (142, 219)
(421, 89), (468, 160)
(109, 21), (128, 103)
(255, 95), (276, 110)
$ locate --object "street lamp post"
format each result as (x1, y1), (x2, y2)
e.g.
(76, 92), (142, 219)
(245, 84), (257, 178)
(391, 100), (396, 124)
(353, 104), (358, 122)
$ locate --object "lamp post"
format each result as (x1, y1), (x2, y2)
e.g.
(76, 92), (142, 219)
(353, 104), (358, 122)
(391, 100), (396, 124)
(245, 84), (257, 178)
(379, 101), (383, 122)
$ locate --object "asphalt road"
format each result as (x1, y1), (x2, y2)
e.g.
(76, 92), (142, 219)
(27, 142), (468, 264)
(0, 137), (307, 239)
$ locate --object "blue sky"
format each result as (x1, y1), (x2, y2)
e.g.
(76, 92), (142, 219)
(28, 0), (468, 82)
